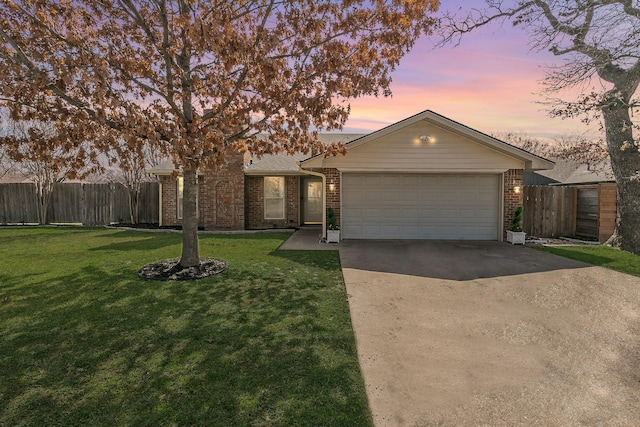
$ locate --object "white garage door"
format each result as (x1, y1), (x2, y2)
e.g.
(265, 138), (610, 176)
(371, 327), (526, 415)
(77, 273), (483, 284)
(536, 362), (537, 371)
(341, 173), (500, 240)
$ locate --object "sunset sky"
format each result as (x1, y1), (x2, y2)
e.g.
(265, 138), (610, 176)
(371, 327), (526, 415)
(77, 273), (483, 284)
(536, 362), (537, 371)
(343, 1), (598, 140)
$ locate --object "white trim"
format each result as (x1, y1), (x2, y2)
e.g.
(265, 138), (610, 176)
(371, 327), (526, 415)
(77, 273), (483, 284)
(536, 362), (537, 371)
(158, 182), (163, 227)
(339, 170), (343, 235)
(334, 168), (511, 174)
(297, 176), (301, 226)
(498, 173), (505, 241)
(177, 177), (184, 220)
(264, 176), (285, 220)
(298, 167), (327, 238)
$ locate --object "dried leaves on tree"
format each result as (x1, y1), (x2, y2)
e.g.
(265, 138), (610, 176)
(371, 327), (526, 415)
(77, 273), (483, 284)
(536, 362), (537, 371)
(0, 0), (438, 266)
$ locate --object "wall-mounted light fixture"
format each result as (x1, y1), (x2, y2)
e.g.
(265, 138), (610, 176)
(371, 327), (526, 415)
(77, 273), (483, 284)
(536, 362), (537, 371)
(512, 180), (521, 194)
(417, 134), (436, 144)
(328, 181), (336, 192)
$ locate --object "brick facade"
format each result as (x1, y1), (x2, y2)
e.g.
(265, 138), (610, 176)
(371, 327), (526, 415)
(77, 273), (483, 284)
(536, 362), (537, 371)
(503, 169), (524, 237)
(159, 175), (178, 227)
(201, 151), (246, 230)
(160, 163), (526, 239)
(159, 150), (245, 230)
(245, 175), (300, 229)
(323, 168), (340, 228)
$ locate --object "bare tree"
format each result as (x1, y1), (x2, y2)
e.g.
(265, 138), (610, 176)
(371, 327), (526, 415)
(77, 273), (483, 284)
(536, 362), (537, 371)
(0, 119), (95, 224)
(109, 140), (164, 224)
(493, 131), (555, 157)
(551, 134), (612, 176)
(439, 0), (640, 253)
(0, 0), (438, 270)
(497, 130), (611, 175)
(0, 146), (12, 181)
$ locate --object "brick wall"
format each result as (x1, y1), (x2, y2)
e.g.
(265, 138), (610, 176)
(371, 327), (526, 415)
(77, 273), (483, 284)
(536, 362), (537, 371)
(285, 176), (300, 226)
(245, 175), (300, 229)
(201, 150), (245, 230)
(158, 174), (205, 228)
(504, 169), (524, 236)
(159, 175), (178, 226)
(245, 176), (262, 228)
(324, 168), (340, 228)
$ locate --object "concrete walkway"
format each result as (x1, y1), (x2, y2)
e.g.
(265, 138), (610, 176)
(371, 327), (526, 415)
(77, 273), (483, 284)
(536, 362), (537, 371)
(278, 226), (340, 250)
(340, 240), (640, 426)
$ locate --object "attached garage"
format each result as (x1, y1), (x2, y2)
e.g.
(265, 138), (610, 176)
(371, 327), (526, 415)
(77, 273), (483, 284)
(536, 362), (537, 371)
(341, 173), (500, 239)
(300, 110), (555, 241)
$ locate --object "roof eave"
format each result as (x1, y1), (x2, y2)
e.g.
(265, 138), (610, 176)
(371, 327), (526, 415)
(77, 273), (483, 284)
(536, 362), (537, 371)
(244, 170), (305, 176)
(300, 109), (556, 171)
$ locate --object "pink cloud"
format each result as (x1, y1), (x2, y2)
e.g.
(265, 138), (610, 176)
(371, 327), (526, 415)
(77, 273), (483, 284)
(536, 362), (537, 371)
(343, 12), (597, 140)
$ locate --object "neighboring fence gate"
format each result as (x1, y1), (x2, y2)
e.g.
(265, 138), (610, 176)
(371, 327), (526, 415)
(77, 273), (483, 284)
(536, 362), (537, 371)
(0, 182), (159, 225)
(523, 183), (617, 242)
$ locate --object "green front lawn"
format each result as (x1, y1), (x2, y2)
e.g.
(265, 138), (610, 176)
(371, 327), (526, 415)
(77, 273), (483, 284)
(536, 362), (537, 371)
(0, 228), (372, 426)
(532, 244), (640, 277)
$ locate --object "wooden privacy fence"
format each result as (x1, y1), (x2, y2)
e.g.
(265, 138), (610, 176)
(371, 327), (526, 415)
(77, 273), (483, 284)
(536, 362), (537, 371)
(0, 182), (159, 225)
(523, 183), (617, 242)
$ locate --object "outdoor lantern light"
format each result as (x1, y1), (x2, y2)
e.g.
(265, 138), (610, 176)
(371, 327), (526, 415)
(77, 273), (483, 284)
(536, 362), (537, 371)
(329, 181), (336, 191)
(512, 180), (521, 194)
(418, 134), (436, 144)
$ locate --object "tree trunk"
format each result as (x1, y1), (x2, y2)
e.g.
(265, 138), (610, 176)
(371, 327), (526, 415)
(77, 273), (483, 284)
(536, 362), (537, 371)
(601, 98), (640, 254)
(128, 187), (140, 224)
(35, 181), (51, 225)
(179, 168), (200, 267)
(35, 182), (45, 225)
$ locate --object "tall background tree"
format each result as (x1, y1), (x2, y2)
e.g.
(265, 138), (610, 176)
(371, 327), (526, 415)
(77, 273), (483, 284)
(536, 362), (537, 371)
(0, 145), (12, 181)
(439, 0), (640, 253)
(0, 0), (438, 270)
(496, 131), (611, 176)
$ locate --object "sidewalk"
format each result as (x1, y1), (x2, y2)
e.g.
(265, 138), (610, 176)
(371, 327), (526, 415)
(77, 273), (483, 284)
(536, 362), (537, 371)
(278, 226), (340, 250)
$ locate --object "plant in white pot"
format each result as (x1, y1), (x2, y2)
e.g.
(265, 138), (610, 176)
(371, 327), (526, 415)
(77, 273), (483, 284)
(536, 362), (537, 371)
(506, 206), (526, 245)
(326, 207), (340, 243)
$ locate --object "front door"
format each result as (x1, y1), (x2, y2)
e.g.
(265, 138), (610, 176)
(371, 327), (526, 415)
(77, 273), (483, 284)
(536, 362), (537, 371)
(302, 177), (323, 224)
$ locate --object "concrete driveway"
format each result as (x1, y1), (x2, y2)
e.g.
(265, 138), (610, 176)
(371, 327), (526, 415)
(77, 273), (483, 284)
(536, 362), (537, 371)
(339, 240), (640, 426)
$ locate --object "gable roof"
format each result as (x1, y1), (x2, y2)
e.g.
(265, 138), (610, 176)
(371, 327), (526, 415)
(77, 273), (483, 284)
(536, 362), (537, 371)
(300, 109), (554, 171)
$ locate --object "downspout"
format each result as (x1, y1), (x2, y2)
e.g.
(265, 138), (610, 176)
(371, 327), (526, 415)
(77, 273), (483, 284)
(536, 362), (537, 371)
(158, 179), (163, 227)
(298, 165), (327, 239)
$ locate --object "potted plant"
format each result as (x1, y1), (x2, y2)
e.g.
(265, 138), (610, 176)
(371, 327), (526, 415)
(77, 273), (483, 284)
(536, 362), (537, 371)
(506, 206), (526, 244)
(326, 207), (340, 243)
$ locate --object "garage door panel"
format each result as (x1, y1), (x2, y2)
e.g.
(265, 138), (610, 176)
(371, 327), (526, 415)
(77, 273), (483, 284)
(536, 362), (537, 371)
(362, 224), (382, 236)
(342, 173), (499, 240)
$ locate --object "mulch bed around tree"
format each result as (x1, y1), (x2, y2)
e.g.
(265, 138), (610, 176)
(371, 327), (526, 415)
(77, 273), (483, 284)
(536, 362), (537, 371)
(138, 258), (227, 281)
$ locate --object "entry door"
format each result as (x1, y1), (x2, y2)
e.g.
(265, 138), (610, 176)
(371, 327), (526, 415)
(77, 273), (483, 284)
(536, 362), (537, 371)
(302, 178), (323, 223)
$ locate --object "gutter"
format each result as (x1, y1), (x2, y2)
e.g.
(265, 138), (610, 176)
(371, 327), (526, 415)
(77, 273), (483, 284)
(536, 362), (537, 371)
(298, 165), (327, 239)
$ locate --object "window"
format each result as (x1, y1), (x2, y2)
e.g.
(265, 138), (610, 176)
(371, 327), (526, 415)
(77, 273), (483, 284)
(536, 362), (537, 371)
(177, 176), (184, 219)
(264, 176), (285, 219)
